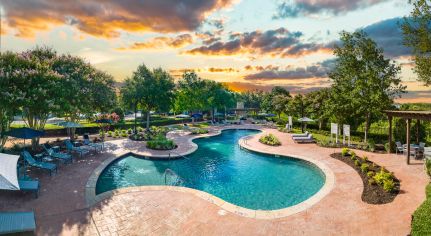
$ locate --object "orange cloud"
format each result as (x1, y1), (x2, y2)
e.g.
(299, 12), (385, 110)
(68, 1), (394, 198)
(1, 0), (235, 38)
(117, 34), (193, 50)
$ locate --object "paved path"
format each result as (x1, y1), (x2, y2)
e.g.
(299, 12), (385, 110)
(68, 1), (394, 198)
(0, 125), (429, 235)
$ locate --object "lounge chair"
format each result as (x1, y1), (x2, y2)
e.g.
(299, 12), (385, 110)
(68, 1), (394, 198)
(293, 134), (315, 143)
(42, 144), (73, 164)
(65, 140), (90, 157)
(18, 179), (40, 198)
(395, 141), (404, 154)
(22, 151), (57, 176)
(291, 131), (309, 138)
(83, 134), (103, 152)
(0, 212), (36, 235)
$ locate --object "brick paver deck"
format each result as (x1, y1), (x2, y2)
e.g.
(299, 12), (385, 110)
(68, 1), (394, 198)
(0, 125), (429, 235)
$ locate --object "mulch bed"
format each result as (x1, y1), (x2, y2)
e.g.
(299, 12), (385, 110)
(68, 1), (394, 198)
(330, 153), (400, 204)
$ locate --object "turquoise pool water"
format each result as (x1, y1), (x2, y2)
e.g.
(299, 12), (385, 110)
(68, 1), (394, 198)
(96, 129), (325, 210)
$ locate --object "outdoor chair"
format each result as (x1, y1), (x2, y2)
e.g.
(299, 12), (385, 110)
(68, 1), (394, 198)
(395, 141), (404, 154)
(65, 140), (90, 157)
(0, 212), (36, 235)
(293, 134), (315, 143)
(83, 134), (103, 152)
(42, 144), (73, 164)
(21, 151), (57, 176)
(292, 131), (309, 138)
(18, 179), (40, 198)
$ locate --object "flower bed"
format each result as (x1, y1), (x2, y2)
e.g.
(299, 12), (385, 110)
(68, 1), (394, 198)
(330, 148), (399, 204)
(146, 135), (176, 150)
(190, 128), (209, 135)
(259, 133), (281, 146)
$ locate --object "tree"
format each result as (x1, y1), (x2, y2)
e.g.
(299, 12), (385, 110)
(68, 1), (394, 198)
(132, 64), (175, 129)
(175, 71), (208, 114)
(304, 88), (331, 130)
(401, 0), (431, 86)
(262, 86), (291, 114)
(121, 76), (142, 133)
(205, 81), (236, 121)
(271, 94), (290, 119)
(0, 52), (23, 151)
(329, 31), (405, 142)
(240, 90), (264, 113)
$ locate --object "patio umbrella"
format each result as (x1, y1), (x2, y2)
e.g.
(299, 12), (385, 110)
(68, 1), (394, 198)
(0, 153), (20, 190)
(298, 117), (314, 132)
(57, 121), (82, 139)
(5, 127), (45, 147)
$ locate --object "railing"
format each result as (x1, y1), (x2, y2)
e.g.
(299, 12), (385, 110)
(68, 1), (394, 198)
(163, 168), (183, 186)
(168, 151), (190, 160)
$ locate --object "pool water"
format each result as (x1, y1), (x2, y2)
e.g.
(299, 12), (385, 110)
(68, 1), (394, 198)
(96, 129), (325, 210)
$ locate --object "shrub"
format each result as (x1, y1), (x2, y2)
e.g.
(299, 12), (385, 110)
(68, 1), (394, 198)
(121, 132), (128, 137)
(191, 128), (209, 135)
(367, 171), (375, 178)
(384, 141), (396, 153)
(341, 148), (350, 157)
(259, 134), (281, 146)
(383, 179), (395, 192)
(114, 129), (120, 138)
(367, 139), (376, 152)
(351, 155), (356, 161)
(361, 163), (369, 173)
(127, 128), (133, 134)
(137, 127), (144, 132)
(107, 131), (113, 137)
(425, 159), (431, 179)
(373, 168), (393, 186)
(368, 178), (376, 185)
(354, 160), (360, 166)
(146, 134), (176, 150)
(363, 156), (368, 162)
(350, 150), (356, 158)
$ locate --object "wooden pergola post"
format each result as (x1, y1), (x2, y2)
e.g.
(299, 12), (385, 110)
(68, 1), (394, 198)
(388, 116), (392, 153)
(406, 118), (411, 165)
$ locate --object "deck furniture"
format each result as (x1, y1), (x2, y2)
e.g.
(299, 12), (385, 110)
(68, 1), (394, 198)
(65, 140), (90, 157)
(18, 180), (40, 198)
(395, 141), (404, 155)
(0, 212), (36, 235)
(22, 151), (57, 176)
(293, 134), (315, 143)
(83, 134), (103, 152)
(42, 144), (73, 164)
(291, 131), (309, 138)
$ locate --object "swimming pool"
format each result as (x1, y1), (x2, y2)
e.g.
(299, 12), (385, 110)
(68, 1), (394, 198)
(96, 129), (325, 210)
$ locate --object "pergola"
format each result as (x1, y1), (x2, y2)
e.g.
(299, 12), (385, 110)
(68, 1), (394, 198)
(385, 110), (431, 164)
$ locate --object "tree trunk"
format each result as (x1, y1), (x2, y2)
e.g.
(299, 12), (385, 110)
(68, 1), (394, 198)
(134, 105), (137, 134)
(146, 111), (150, 130)
(318, 120), (322, 130)
(364, 113), (370, 143)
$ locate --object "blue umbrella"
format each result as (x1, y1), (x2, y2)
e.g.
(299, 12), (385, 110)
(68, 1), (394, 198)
(191, 113), (202, 118)
(5, 127), (45, 147)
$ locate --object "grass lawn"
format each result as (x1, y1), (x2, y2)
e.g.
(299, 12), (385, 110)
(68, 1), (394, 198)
(411, 183), (431, 235)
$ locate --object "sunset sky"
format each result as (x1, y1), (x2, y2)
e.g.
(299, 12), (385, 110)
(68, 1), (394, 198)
(1, 0), (430, 102)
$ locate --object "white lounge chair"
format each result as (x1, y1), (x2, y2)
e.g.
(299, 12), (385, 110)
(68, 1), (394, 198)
(395, 141), (403, 154)
(292, 131), (309, 138)
(293, 134), (314, 143)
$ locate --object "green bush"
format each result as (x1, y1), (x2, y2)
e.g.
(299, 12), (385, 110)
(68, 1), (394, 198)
(383, 179), (395, 192)
(146, 135), (176, 150)
(425, 159), (431, 179)
(368, 178), (376, 185)
(350, 155), (356, 161)
(259, 134), (281, 146)
(350, 150), (356, 158)
(361, 163), (369, 173)
(127, 128), (133, 134)
(363, 156), (368, 162)
(367, 139), (376, 152)
(341, 148), (350, 156)
(367, 171), (375, 178)
(107, 131), (113, 137)
(384, 141), (396, 153)
(373, 168), (394, 186)
(411, 184), (431, 235)
(191, 128), (209, 135)
(354, 160), (360, 166)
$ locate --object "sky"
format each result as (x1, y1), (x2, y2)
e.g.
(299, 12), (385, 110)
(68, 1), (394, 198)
(0, 0), (430, 103)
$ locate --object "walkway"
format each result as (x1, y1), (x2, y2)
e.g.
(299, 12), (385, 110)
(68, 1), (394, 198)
(0, 125), (428, 235)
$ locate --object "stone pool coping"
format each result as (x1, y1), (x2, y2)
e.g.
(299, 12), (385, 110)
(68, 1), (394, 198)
(85, 126), (335, 219)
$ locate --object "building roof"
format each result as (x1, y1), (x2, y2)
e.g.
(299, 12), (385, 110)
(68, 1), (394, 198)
(384, 110), (431, 121)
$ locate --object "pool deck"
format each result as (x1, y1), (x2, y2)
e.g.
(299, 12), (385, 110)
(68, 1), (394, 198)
(0, 124), (429, 235)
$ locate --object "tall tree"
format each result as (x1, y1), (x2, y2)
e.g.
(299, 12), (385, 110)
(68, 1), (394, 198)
(304, 88), (331, 130)
(206, 81), (236, 121)
(120, 77), (143, 133)
(132, 64), (175, 129)
(329, 31), (405, 142)
(175, 71), (208, 113)
(402, 0), (431, 86)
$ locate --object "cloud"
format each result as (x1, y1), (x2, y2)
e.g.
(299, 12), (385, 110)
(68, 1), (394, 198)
(1, 0), (235, 38)
(274, 0), (389, 18)
(224, 81), (327, 94)
(361, 17), (412, 58)
(117, 34), (193, 50)
(184, 27), (332, 57)
(169, 67), (239, 76)
(243, 59), (336, 81)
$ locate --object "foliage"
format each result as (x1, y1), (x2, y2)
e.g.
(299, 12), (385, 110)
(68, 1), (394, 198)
(373, 168), (394, 187)
(367, 139), (376, 152)
(329, 31), (405, 142)
(240, 90), (265, 112)
(350, 150), (356, 158)
(382, 179), (395, 192)
(259, 133), (281, 146)
(367, 171), (375, 178)
(190, 128), (209, 135)
(402, 0), (431, 86)
(361, 163), (369, 173)
(146, 134), (176, 150)
(341, 148), (350, 156)
(354, 160), (361, 166)
(425, 159), (431, 179)
(385, 141), (396, 153)
(411, 183), (431, 235)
